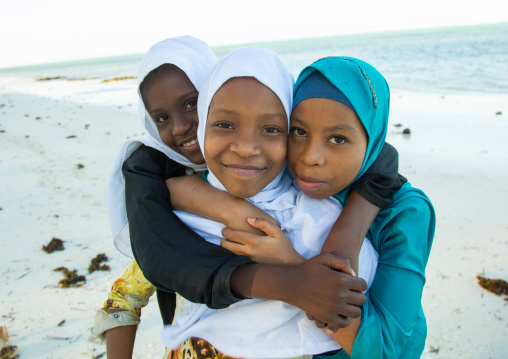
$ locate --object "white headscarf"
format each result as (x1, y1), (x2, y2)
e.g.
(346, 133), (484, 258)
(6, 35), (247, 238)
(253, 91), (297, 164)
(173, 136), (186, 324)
(106, 36), (217, 257)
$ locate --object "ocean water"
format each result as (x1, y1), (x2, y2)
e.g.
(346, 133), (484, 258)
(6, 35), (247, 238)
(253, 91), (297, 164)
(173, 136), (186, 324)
(1, 23), (507, 94)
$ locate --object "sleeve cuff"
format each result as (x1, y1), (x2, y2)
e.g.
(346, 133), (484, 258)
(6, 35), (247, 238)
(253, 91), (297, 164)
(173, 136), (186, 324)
(210, 256), (256, 309)
(92, 309), (140, 340)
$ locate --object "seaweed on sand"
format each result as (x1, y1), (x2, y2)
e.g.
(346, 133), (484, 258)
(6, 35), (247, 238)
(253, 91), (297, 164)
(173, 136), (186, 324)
(88, 253), (110, 274)
(42, 237), (64, 253)
(54, 267), (86, 288)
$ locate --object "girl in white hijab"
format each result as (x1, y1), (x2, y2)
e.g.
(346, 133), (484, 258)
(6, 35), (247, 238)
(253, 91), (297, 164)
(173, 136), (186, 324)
(161, 47), (378, 359)
(95, 36), (218, 357)
(106, 35), (214, 257)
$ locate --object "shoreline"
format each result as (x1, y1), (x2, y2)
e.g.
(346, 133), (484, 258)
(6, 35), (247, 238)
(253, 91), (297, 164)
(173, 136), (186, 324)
(0, 79), (507, 358)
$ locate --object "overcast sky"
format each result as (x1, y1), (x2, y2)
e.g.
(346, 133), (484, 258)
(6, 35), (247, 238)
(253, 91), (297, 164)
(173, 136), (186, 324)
(1, 0), (507, 69)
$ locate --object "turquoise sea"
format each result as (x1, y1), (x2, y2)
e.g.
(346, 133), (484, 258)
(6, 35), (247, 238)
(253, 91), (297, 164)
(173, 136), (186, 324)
(1, 23), (507, 94)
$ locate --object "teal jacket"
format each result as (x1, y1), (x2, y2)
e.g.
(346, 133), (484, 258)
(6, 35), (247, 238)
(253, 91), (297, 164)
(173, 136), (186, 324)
(333, 183), (435, 358)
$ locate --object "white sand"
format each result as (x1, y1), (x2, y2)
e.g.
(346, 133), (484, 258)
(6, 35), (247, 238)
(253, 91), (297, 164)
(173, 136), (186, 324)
(0, 76), (507, 358)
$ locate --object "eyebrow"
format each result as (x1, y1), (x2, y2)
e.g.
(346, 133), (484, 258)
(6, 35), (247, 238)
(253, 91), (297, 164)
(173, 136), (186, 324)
(291, 117), (358, 134)
(148, 90), (198, 115)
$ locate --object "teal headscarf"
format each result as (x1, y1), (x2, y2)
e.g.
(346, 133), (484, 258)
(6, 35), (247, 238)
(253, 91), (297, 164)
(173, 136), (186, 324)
(293, 56), (389, 204)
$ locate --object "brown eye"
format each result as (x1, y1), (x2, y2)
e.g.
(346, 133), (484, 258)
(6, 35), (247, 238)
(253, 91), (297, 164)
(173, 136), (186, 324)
(215, 122), (234, 129)
(263, 127), (281, 134)
(155, 114), (169, 123)
(185, 100), (197, 110)
(329, 136), (346, 145)
(291, 128), (306, 137)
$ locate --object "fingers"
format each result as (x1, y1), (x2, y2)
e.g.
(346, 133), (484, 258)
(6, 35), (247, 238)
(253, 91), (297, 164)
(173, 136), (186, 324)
(320, 252), (355, 276)
(327, 315), (350, 329)
(246, 217), (281, 236)
(222, 227), (254, 246)
(314, 319), (327, 328)
(346, 276), (368, 293)
(220, 238), (247, 256)
(306, 313), (315, 321)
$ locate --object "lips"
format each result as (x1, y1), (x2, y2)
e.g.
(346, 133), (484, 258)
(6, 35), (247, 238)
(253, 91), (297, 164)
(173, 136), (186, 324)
(295, 174), (326, 191)
(223, 163), (264, 178)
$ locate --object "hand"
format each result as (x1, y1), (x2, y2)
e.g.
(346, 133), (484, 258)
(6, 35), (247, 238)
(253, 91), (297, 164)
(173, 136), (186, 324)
(278, 253), (367, 331)
(305, 250), (358, 330)
(221, 217), (304, 265)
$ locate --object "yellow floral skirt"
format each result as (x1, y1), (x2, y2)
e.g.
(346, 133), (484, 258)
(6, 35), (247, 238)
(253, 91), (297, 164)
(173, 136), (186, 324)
(163, 337), (237, 359)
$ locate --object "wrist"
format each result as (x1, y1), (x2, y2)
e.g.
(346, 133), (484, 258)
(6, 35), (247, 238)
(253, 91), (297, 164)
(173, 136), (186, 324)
(231, 263), (290, 302)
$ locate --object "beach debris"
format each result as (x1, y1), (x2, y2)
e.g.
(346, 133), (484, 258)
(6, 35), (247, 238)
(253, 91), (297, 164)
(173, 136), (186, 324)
(402, 128), (411, 135)
(46, 334), (80, 342)
(83, 353), (105, 359)
(66, 135), (77, 139)
(393, 123), (402, 127)
(477, 275), (508, 297)
(495, 111), (502, 116)
(84, 124), (90, 130)
(43, 237), (65, 253)
(54, 267), (86, 288)
(428, 345), (440, 353)
(35, 76), (65, 81)
(0, 130), (4, 133)
(77, 163), (85, 169)
(35, 116), (41, 120)
(101, 76), (136, 83)
(57, 319), (66, 327)
(88, 253), (110, 274)
(0, 326), (18, 359)
(66, 77), (99, 81)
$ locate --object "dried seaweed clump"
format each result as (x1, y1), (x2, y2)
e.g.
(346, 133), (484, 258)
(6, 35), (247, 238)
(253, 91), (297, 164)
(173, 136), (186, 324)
(42, 237), (65, 253)
(101, 76), (136, 83)
(88, 253), (110, 274)
(0, 326), (18, 359)
(477, 275), (508, 300)
(54, 267), (86, 288)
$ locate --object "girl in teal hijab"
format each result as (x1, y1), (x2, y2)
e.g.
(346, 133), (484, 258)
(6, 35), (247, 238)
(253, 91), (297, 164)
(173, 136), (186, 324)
(288, 56), (436, 358)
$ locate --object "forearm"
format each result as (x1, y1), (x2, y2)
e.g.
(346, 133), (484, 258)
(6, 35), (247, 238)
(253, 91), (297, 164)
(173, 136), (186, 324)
(167, 175), (277, 234)
(106, 325), (136, 359)
(322, 191), (379, 273)
(330, 317), (361, 355)
(230, 254), (368, 327)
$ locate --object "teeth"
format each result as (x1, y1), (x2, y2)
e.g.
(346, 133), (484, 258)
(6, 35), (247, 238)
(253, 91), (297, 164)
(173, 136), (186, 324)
(182, 138), (198, 147)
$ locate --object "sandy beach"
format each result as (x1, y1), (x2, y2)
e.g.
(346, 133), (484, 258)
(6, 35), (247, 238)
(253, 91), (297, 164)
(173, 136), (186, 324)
(0, 75), (507, 358)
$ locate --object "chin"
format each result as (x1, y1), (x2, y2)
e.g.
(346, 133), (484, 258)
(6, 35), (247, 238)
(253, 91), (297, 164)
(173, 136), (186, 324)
(300, 188), (333, 200)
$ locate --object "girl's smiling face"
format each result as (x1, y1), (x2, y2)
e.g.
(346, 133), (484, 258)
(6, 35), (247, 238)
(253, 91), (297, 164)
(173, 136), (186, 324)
(204, 77), (288, 198)
(287, 97), (368, 199)
(141, 65), (205, 164)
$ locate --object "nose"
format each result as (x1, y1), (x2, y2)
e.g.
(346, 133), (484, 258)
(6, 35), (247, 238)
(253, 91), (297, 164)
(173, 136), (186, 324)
(300, 139), (325, 167)
(230, 130), (261, 158)
(172, 113), (193, 137)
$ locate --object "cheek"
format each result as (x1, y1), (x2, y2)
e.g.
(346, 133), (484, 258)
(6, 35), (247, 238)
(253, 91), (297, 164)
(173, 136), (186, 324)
(273, 138), (288, 168)
(159, 128), (177, 149)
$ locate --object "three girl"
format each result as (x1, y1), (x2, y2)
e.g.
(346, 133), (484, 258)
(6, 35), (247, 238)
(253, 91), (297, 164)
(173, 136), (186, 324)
(95, 35), (434, 358)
